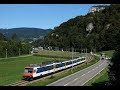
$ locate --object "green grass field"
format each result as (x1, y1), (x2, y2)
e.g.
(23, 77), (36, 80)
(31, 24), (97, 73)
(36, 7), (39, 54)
(34, 50), (81, 59)
(27, 55), (99, 86)
(96, 50), (114, 57)
(0, 50), (80, 86)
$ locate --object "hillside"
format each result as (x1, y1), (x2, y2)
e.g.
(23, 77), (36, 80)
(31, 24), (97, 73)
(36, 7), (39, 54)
(0, 27), (52, 40)
(43, 4), (120, 52)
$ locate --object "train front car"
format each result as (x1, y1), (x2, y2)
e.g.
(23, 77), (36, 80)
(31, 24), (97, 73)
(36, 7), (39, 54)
(23, 67), (34, 81)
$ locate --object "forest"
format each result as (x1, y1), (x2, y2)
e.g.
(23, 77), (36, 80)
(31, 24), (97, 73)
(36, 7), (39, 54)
(39, 4), (120, 52)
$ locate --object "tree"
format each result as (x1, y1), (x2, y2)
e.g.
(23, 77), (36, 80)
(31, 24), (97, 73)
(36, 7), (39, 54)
(11, 33), (17, 40)
(0, 33), (6, 41)
(107, 33), (120, 86)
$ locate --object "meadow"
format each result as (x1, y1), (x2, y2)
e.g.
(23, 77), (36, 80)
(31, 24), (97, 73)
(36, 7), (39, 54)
(96, 50), (114, 57)
(34, 50), (81, 59)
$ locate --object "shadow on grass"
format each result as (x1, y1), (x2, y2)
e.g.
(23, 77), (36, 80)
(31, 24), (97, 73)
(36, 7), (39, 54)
(92, 81), (109, 86)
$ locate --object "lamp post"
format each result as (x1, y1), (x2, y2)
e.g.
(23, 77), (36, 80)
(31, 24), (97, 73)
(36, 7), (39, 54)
(6, 49), (7, 59)
(81, 44), (82, 54)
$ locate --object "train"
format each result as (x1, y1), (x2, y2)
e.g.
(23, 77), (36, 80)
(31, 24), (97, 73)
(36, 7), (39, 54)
(23, 56), (86, 80)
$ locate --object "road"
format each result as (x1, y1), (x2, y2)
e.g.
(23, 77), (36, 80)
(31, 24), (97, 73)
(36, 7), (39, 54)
(47, 59), (108, 86)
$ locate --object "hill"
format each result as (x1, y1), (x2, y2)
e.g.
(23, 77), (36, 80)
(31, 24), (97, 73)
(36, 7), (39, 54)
(43, 4), (120, 52)
(0, 27), (52, 40)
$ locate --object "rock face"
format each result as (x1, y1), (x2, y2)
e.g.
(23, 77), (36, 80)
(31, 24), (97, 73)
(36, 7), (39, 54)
(89, 6), (106, 13)
(86, 23), (94, 37)
(86, 23), (94, 32)
(106, 24), (111, 29)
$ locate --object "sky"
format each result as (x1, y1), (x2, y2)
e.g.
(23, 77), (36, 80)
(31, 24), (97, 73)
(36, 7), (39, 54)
(0, 4), (110, 29)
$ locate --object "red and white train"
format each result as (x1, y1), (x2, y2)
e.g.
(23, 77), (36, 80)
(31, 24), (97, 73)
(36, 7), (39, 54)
(23, 57), (86, 80)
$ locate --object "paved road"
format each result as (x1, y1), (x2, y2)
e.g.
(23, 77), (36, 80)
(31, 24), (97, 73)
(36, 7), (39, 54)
(47, 59), (108, 86)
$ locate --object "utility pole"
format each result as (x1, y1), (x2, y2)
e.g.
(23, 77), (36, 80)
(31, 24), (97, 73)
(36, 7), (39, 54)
(6, 49), (7, 59)
(72, 47), (74, 60)
(84, 49), (85, 54)
(81, 44), (82, 54)
(19, 48), (20, 56)
(86, 48), (87, 65)
(71, 47), (74, 73)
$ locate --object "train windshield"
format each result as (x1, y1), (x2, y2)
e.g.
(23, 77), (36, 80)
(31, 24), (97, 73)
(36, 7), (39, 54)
(24, 68), (33, 73)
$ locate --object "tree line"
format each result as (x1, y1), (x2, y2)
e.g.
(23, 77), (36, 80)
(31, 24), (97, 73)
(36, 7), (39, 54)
(0, 33), (31, 58)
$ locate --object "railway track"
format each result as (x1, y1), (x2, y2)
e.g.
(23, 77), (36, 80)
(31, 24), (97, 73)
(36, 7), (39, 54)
(4, 54), (94, 86)
(4, 80), (29, 86)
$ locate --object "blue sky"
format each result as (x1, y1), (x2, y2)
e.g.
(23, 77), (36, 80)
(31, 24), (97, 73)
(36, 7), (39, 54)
(0, 4), (110, 29)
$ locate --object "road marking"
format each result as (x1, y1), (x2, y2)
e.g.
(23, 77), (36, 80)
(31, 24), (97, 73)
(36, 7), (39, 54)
(82, 74), (86, 76)
(87, 71), (91, 73)
(64, 82), (70, 86)
(74, 78), (78, 81)
(99, 62), (105, 67)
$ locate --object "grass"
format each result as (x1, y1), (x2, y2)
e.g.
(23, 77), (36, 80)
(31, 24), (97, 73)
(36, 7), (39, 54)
(27, 55), (99, 86)
(84, 68), (109, 86)
(34, 50), (81, 59)
(0, 56), (68, 86)
(96, 50), (114, 57)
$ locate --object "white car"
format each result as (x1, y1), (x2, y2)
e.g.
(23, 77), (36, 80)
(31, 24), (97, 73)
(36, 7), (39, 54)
(105, 57), (111, 60)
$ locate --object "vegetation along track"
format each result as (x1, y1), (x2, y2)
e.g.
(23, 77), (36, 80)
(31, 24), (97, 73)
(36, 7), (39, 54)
(5, 53), (94, 86)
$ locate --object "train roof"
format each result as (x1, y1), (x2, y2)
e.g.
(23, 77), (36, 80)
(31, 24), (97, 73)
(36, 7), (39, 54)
(25, 57), (84, 68)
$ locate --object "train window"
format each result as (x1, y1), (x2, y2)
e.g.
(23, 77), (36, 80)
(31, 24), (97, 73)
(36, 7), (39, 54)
(76, 60), (78, 62)
(66, 61), (72, 65)
(73, 60), (77, 63)
(43, 67), (47, 71)
(36, 68), (43, 73)
(62, 63), (65, 66)
(77, 59), (80, 62)
(24, 69), (28, 73)
(24, 68), (33, 73)
(82, 58), (84, 60)
(46, 65), (53, 70)
(56, 64), (62, 68)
